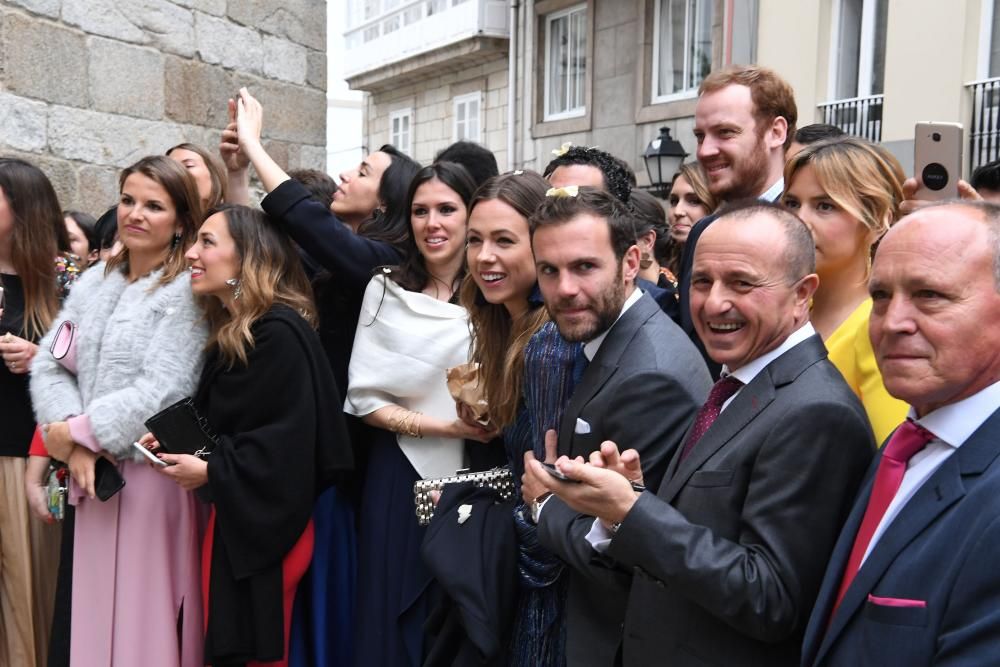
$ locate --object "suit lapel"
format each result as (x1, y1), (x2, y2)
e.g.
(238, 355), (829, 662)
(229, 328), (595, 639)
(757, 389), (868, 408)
(814, 410), (1000, 665)
(557, 294), (659, 456)
(659, 335), (827, 502)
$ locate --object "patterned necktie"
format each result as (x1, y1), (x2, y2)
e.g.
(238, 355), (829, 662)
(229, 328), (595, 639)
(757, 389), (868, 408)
(830, 419), (935, 617)
(678, 375), (744, 462)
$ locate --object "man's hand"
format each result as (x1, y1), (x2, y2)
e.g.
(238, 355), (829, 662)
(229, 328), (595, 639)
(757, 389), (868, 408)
(526, 454), (640, 526)
(900, 176), (982, 216)
(522, 429), (561, 505)
(589, 441), (644, 487)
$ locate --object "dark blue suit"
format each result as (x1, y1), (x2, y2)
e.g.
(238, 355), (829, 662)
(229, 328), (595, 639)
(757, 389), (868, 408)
(802, 408), (1000, 666)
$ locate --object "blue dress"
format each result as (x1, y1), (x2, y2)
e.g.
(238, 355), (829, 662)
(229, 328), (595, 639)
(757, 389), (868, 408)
(506, 322), (584, 667)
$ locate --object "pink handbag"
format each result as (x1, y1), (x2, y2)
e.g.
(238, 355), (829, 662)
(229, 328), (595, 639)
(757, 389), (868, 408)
(49, 320), (77, 374)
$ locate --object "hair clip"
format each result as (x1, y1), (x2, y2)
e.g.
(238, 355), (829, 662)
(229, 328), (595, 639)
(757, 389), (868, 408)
(512, 170), (524, 175)
(551, 142), (573, 157)
(545, 185), (579, 198)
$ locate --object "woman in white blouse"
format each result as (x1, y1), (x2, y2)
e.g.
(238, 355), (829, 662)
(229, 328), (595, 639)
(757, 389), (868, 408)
(345, 161), (495, 667)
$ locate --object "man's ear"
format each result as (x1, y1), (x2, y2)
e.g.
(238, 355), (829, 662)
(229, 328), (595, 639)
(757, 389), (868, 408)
(768, 115), (789, 151)
(622, 244), (641, 283)
(794, 272), (820, 311)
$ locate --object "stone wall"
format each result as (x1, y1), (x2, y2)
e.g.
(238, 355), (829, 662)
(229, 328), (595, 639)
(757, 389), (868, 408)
(365, 56), (509, 168)
(0, 0), (327, 213)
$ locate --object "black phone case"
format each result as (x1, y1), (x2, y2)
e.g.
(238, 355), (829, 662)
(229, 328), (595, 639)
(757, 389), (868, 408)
(94, 456), (125, 501)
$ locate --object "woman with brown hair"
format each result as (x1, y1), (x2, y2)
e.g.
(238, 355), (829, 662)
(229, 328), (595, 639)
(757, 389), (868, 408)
(662, 162), (716, 276)
(782, 136), (909, 443)
(0, 157), (80, 667)
(167, 142), (230, 210)
(424, 171), (581, 666)
(154, 204), (353, 667)
(30, 155), (209, 667)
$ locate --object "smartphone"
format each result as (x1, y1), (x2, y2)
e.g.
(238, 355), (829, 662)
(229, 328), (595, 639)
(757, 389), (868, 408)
(542, 462), (580, 484)
(94, 456), (126, 501)
(914, 122), (964, 200)
(132, 440), (169, 467)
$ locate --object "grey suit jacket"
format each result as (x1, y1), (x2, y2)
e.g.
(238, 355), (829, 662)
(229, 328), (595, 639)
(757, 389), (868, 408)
(605, 335), (874, 667)
(538, 291), (712, 667)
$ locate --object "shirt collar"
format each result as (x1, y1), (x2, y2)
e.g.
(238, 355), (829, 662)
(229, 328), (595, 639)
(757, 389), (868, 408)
(583, 287), (643, 361)
(911, 380), (1000, 448)
(723, 322), (816, 385)
(759, 177), (785, 203)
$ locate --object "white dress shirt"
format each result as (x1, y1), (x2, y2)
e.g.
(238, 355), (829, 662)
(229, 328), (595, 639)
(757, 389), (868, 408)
(860, 379), (1000, 564)
(759, 177), (785, 203)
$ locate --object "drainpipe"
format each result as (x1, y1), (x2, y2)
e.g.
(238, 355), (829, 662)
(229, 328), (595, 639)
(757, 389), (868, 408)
(507, 0), (519, 170)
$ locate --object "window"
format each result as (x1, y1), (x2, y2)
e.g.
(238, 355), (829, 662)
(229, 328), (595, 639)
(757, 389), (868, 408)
(453, 93), (482, 142)
(727, 0), (758, 65)
(652, 0), (713, 102)
(830, 0), (888, 99)
(390, 109), (413, 155)
(987, 0), (1000, 77)
(544, 4), (587, 120)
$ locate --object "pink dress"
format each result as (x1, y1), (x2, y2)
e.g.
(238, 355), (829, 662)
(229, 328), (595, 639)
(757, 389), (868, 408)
(69, 461), (205, 667)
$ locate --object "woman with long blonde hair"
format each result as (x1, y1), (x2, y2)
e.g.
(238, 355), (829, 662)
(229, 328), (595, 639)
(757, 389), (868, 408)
(154, 204), (353, 666)
(782, 136), (909, 443)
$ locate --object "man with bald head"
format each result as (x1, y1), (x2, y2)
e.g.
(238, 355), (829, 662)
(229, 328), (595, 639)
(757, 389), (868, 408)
(803, 202), (1000, 666)
(526, 203), (874, 665)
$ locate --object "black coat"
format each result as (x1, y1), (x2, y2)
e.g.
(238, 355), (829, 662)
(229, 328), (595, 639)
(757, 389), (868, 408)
(196, 304), (353, 665)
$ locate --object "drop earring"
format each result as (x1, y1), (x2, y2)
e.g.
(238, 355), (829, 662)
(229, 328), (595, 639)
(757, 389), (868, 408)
(225, 278), (242, 301)
(172, 232), (181, 250)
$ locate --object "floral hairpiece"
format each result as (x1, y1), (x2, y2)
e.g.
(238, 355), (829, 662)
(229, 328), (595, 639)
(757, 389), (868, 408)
(545, 185), (579, 198)
(551, 142), (573, 157)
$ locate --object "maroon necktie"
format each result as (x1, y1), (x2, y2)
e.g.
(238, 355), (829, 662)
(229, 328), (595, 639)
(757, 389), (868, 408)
(679, 375), (744, 462)
(830, 419), (935, 617)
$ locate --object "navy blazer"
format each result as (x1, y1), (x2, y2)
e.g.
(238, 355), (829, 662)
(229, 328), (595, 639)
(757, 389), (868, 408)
(802, 408), (1000, 666)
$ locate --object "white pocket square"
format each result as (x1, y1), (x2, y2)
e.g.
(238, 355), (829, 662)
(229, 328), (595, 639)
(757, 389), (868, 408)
(575, 418), (592, 435)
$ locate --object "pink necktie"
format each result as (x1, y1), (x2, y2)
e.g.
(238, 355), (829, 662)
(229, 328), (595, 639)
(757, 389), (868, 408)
(679, 375), (743, 462)
(830, 419), (935, 617)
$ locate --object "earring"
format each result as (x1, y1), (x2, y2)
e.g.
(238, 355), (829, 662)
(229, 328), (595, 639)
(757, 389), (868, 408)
(225, 278), (242, 301)
(171, 233), (181, 250)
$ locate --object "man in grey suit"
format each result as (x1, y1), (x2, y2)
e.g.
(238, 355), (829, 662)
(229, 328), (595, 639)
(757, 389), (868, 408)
(527, 203), (874, 666)
(522, 187), (712, 666)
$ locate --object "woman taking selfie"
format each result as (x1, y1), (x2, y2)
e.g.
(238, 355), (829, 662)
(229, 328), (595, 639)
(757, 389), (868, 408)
(782, 137), (909, 443)
(30, 155), (208, 667)
(155, 204), (353, 667)
(0, 157), (79, 667)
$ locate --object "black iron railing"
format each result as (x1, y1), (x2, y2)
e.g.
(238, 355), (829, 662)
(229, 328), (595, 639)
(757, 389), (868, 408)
(818, 94), (884, 143)
(967, 78), (1000, 170)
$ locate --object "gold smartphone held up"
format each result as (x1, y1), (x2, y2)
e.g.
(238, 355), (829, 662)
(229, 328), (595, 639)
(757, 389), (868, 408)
(913, 122), (964, 200)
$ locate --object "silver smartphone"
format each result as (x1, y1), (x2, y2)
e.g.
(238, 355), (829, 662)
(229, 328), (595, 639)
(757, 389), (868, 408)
(914, 122), (964, 200)
(132, 441), (169, 467)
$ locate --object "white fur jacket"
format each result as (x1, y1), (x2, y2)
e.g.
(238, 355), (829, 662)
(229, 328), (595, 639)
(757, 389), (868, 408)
(30, 262), (208, 460)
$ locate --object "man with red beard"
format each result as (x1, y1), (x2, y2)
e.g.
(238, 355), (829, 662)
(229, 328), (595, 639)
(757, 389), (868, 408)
(675, 65), (797, 376)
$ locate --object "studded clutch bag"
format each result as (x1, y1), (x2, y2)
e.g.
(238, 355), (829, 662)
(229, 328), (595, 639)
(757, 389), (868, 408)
(413, 467), (515, 526)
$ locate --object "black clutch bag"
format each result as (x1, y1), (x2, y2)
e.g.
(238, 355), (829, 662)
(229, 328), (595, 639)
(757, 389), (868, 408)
(144, 397), (218, 459)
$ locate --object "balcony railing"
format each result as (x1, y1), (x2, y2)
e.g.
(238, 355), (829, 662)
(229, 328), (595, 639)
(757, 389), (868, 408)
(967, 77), (1000, 170)
(817, 94), (884, 143)
(343, 0), (509, 80)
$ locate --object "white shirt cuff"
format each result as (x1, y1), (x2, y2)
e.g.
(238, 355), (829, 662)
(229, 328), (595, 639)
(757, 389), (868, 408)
(585, 517), (614, 553)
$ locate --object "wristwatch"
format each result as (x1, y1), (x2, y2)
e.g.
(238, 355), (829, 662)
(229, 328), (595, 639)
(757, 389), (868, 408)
(530, 492), (552, 523)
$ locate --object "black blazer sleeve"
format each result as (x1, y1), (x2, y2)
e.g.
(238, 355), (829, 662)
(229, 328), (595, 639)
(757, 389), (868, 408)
(261, 179), (402, 294)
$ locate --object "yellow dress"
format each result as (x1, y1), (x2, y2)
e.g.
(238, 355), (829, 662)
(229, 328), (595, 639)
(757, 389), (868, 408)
(825, 299), (909, 446)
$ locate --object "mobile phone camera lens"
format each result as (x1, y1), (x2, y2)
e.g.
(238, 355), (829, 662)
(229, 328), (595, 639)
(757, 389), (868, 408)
(932, 132), (942, 142)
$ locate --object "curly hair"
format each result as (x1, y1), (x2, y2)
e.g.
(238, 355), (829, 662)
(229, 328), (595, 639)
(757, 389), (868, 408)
(543, 146), (634, 204)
